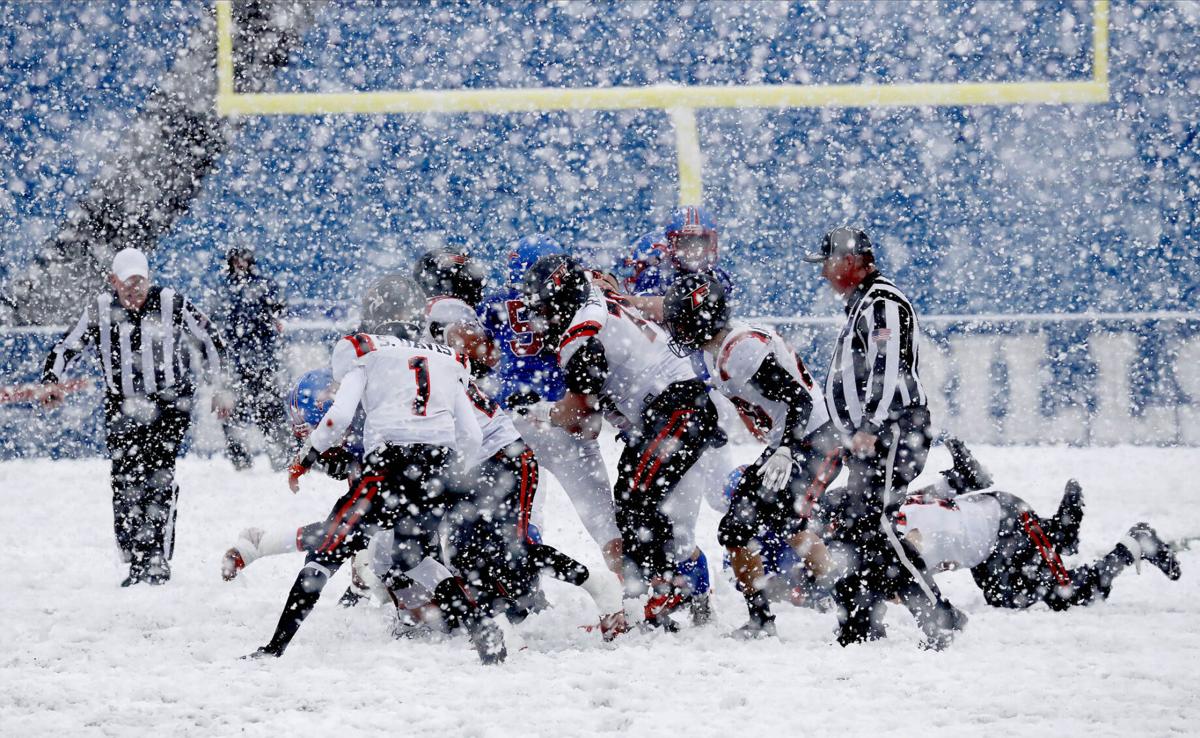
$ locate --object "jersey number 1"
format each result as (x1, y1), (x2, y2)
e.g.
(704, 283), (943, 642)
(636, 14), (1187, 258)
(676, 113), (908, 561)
(409, 356), (430, 416)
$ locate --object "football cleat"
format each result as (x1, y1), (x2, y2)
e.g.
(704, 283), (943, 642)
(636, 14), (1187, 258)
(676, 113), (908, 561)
(728, 618), (778, 640)
(467, 618), (507, 666)
(221, 528), (265, 581)
(1122, 523), (1182, 580)
(221, 548), (246, 582)
(599, 610), (631, 642)
(1051, 479), (1085, 556)
(944, 437), (993, 492)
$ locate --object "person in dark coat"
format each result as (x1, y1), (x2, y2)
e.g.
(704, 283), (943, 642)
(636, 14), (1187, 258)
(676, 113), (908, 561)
(219, 246), (292, 470)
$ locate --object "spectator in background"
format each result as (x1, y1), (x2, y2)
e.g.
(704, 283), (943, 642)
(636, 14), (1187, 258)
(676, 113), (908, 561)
(219, 246), (292, 471)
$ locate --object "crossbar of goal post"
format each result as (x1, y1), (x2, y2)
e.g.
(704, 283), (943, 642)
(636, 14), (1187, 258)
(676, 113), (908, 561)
(213, 0), (1109, 206)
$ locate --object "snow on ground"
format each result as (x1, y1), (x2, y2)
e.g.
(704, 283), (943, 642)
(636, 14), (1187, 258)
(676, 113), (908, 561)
(1, 443), (1198, 737)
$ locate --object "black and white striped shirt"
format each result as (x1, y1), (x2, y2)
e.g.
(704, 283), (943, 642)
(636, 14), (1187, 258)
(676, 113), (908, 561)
(824, 272), (927, 436)
(43, 286), (225, 402)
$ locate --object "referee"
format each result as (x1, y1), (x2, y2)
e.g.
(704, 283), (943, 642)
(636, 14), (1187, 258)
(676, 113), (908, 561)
(41, 247), (232, 586)
(805, 227), (965, 649)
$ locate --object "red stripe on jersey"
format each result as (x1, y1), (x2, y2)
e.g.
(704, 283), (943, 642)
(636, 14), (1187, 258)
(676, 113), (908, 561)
(1020, 512), (1072, 586)
(717, 330), (771, 381)
(345, 333), (376, 357)
(317, 475), (383, 553)
(559, 320), (602, 353)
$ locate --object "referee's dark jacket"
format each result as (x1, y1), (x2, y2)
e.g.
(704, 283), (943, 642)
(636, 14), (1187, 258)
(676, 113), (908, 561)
(43, 285), (225, 402)
(823, 270), (928, 438)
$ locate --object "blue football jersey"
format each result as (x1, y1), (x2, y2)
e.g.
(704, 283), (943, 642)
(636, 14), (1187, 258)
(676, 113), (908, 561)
(480, 288), (566, 407)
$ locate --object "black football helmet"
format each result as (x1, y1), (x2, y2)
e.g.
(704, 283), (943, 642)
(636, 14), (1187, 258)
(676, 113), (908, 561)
(362, 274), (425, 339)
(413, 247), (487, 306)
(662, 271), (730, 357)
(520, 254), (591, 347)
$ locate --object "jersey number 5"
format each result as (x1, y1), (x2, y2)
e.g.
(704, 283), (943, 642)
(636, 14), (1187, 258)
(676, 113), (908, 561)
(506, 299), (543, 357)
(409, 356), (430, 416)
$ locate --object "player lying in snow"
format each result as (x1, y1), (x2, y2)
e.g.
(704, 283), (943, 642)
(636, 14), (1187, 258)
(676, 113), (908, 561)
(719, 441), (1179, 624)
(710, 436), (992, 631)
(892, 480), (1181, 610)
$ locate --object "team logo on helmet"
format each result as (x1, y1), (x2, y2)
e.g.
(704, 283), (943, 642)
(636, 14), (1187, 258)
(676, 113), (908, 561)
(549, 262), (571, 287)
(688, 283), (711, 308)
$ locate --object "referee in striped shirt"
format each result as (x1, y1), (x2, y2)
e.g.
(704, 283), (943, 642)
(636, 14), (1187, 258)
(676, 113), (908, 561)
(41, 247), (232, 586)
(806, 227), (965, 649)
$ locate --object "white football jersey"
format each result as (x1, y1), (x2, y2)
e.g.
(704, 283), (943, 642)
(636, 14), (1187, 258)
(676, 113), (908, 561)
(703, 321), (829, 445)
(465, 380), (521, 466)
(311, 333), (482, 460)
(558, 285), (694, 423)
(420, 297), (521, 467)
(894, 492), (1004, 570)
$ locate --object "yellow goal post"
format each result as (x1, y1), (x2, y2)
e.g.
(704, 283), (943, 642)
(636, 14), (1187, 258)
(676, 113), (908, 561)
(214, 0), (1109, 205)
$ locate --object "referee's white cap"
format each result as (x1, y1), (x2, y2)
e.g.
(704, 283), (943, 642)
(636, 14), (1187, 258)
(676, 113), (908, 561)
(111, 248), (149, 282)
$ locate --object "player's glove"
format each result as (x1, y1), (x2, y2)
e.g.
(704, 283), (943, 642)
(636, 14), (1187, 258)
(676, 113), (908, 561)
(288, 447), (321, 493)
(760, 445), (794, 493)
(505, 388), (542, 409)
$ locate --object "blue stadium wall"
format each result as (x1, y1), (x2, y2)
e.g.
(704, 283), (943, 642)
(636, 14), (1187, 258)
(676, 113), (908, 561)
(1, 1), (1198, 457)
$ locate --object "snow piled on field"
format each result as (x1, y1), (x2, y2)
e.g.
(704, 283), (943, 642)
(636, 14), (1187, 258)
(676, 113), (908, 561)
(1, 443), (1198, 737)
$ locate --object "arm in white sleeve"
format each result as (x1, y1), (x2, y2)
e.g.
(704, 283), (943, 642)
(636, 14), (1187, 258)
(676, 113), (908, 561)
(309, 367), (366, 453)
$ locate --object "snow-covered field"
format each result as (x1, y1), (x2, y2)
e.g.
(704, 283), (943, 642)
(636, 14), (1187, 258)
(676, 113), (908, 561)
(2, 443), (1198, 737)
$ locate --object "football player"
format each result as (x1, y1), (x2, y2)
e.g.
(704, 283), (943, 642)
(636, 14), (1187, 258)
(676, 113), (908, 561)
(521, 254), (724, 628)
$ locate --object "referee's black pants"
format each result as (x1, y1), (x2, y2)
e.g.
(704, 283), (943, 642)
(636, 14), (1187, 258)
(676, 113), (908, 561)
(831, 408), (961, 646)
(104, 395), (191, 568)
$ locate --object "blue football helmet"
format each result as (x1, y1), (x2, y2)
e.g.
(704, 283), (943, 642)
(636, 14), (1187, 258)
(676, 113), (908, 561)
(623, 230), (669, 292)
(288, 368), (335, 437)
(663, 205), (719, 273)
(507, 235), (565, 287)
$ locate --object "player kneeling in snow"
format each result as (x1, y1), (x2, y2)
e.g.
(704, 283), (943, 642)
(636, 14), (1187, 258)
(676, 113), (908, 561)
(891, 480), (1181, 610)
(249, 275), (507, 664)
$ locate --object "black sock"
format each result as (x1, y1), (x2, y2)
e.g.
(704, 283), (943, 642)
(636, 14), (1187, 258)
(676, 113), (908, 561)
(530, 543), (589, 587)
(434, 576), (482, 631)
(746, 590), (774, 625)
(262, 566), (330, 655)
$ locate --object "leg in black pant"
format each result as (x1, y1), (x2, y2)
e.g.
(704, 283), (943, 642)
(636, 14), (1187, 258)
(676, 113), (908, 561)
(833, 409), (963, 647)
(105, 397), (191, 585)
(613, 381), (719, 594)
(972, 493), (1179, 611)
(461, 444), (540, 610)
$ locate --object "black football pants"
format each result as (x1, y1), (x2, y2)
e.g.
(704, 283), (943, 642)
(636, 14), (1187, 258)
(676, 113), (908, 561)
(104, 395), (190, 566)
(614, 379), (719, 588)
(260, 444), (462, 655)
(830, 408), (959, 645)
(970, 492), (1132, 611)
